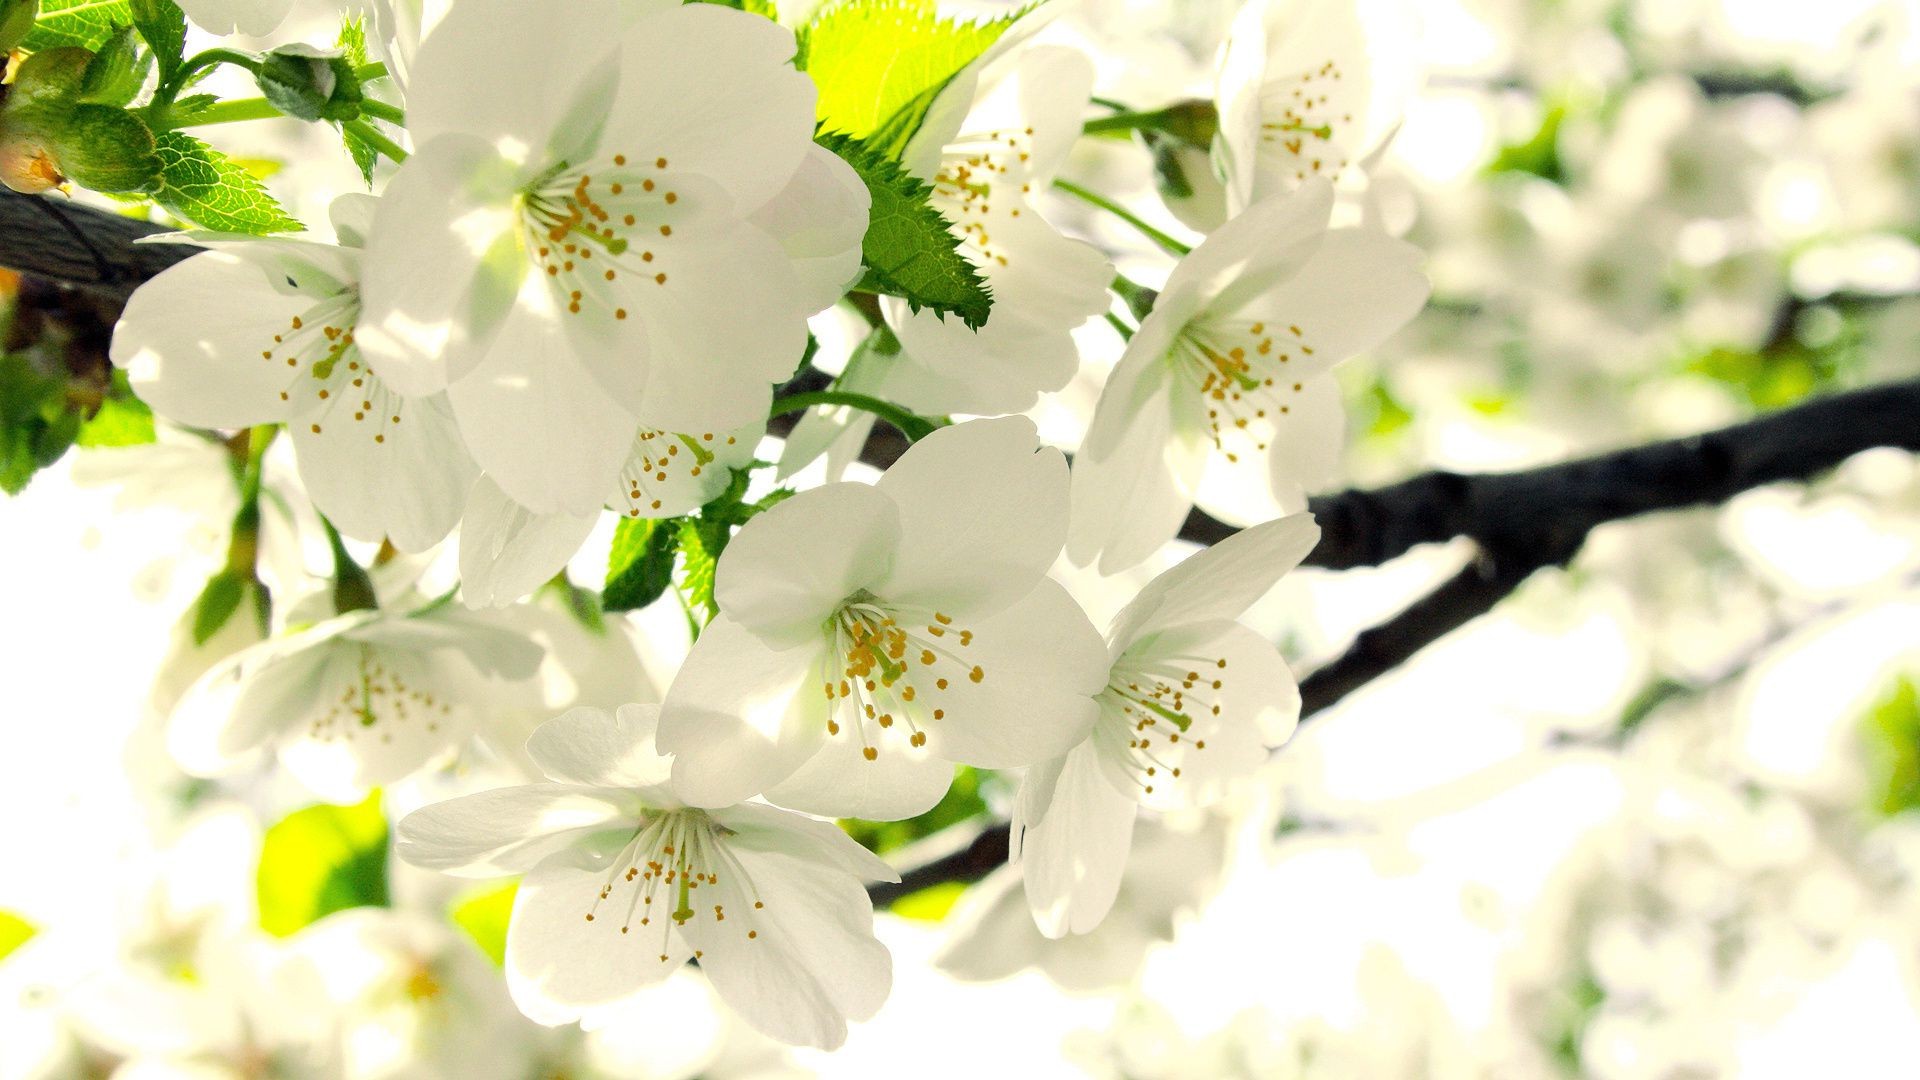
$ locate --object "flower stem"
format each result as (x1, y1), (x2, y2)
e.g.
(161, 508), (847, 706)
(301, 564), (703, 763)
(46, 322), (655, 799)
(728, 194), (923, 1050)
(1104, 311), (1136, 341)
(155, 47), (260, 109)
(1081, 107), (1180, 137)
(342, 119), (408, 163)
(1052, 178), (1192, 258)
(321, 516), (378, 615)
(358, 99), (406, 125)
(768, 390), (939, 442)
(158, 96), (281, 129)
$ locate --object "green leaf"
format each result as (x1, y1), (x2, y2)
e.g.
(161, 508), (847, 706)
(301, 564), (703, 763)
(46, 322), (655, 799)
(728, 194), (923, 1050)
(334, 14), (377, 184)
(888, 881), (966, 921)
(801, 0), (1028, 157)
(818, 130), (990, 328)
(190, 569), (246, 645)
(22, 0), (131, 51)
(150, 130), (303, 233)
(675, 516), (729, 622)
(0, 909), (35, 961)
(256, 793), (391, 937)
(0, 352), (72, 495)
(449, 881), (517, 966)
(75, 373), (155, 447)
(603, 514), (680, 612)
(78, 24), (142, 105)
(1863, 675), (1920, 818)
(0, 0), (38, 55)
(128, 0), (185, 81)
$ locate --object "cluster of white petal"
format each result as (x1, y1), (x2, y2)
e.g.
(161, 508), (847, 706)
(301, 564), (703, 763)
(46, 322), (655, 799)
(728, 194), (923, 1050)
(99, 0), (1431, 1051)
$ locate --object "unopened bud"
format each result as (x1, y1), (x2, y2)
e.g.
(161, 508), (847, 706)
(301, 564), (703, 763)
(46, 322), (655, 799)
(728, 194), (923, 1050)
(0, 0), (37, 57)
(0, 131), (62, 193)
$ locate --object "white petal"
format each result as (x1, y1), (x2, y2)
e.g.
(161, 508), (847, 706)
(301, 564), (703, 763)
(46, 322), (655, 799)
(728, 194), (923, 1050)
(344, 608), (544, 679)
(458, 475), (601, 609)
(872, 417), (1069, 618)
(611, 425), (759, 521)
(276, 648), (478, 802)
(1066, 353), (1206, 575)
(763, 737), (956, 822)
(328, 193), (378, 249)
(1220, 224), (1429, 371)
(656, 616), (829, 808)
(599, 4), (816, 214)
(166, 629), (336, 776)
(908, 577), (1108, 769)
(506, 840), (694, 1026)
(1108, 512), (1320, 647)
(401, 0), (621, 159)
(709, 802), (898, 884)
(749, 143), (870, 314)
(356, 133), (529, 398)
(1169, 179), (1335, 320)
(395, 783), (642, 878)
(445, 279), (640, 516)
(112, 249), (312, 429)
(714, 482), (898, 645)
(676, 842), (891, 1050)
(1015, 739), (1137, 938)
(526, 704), (677, 796)
(291, 386), (476, 552)
(177, 0), (292, 36)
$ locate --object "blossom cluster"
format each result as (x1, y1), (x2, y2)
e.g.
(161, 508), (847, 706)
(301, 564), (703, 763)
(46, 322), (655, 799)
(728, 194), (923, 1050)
(83, 0), (1430, 1052)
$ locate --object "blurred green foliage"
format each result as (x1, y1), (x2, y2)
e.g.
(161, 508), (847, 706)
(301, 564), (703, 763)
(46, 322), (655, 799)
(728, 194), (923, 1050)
(257, 793), (392, 937)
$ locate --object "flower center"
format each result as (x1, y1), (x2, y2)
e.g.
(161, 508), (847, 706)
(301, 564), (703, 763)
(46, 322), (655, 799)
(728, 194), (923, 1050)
(1257, 59), (1354, 181)
(820, 594), (986, 761)
(259, 294), (414, 445)
(1095, 652), (1228, 796)
(931, 125), (1037, 269)
(582, 809), (768, 962)
(617, 428), (740, 518)
(1169, 318), (1317, 463)
(517, 152), (687, 325)
(306, 644), (453, 743)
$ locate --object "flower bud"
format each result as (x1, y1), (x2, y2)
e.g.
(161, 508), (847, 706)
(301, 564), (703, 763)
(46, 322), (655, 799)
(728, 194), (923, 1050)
(0, 130), (62, 193)
(0, 0), (36, 56)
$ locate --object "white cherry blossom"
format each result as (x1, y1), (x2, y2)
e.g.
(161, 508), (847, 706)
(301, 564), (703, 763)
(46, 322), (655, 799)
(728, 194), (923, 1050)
(176, 0), (293, 36)
(1213, 0), (1419, 217)
(112, 195), (479, 553)
(396, 703), (896, 1050)
(357, 0), (866, 516)
(1068, 180), (1427, 573)
(168, 596), (543, 802)
(1016, 514), (1318, 936)
(656, 417), (1111, 821)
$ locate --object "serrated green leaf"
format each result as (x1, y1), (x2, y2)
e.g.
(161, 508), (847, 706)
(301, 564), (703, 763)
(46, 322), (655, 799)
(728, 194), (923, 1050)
(257, 793), (390, 937)
(334, 14), (377, 184)
(818, 130), (990, 328)
(675, 516), (728, 622)
(603, 515), (679, 612)
(22, 0), (130, 50)
(150, 130), (303, 233)
(449, 881), (516, 966)
(0, 910), (35, 962)
(801, 0), (1028, 157)
(129, 0), (185, 80)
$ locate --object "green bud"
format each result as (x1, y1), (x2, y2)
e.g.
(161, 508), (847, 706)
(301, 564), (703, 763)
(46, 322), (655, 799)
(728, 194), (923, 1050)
(8, 46), (92, 106)
(0, 0), (37, 55)
(79, 25), (146, 107)
(48, 104), (162, 192)
(257, 43), (364, 123)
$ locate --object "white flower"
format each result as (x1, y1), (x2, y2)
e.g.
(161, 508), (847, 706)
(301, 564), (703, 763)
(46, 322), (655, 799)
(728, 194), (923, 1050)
(458, 422), (760, 610)
(1213, 0), (1418, 217)
(1014, 514), (1318, 936)
(867, 45), (1113, 418)
(357, 0), (867, 516)
(657, 417), (1111, 821)
(176, 0), (292, 37)
(168, 597), (544, 802)
(1068, 180), (1427, 573)
(112, 195), (480, 553)
(395, 703), (896, 1050)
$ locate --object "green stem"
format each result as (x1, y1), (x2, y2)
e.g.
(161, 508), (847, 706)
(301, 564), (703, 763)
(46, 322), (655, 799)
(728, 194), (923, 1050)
(343, 119), (408, 163)
(1082, 107), (1179, 138)
(159, 96), (281, 129)
(1104, 311), (1136, 341)
(358, 98), (405, 125)
(1053, 178), (1192, 258)
(155, 47), (259, 108)
(224, 425), (276, 633)
(321, 516), (378, 615)
(355, 62), (389, 82)
(769, 390), (937, 442)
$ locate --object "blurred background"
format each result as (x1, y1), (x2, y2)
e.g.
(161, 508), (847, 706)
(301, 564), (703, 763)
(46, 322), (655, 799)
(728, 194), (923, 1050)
(5, 0), (1920, 1076)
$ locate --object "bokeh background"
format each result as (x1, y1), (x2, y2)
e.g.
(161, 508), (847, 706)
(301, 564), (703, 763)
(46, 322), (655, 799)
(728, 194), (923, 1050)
(6, 0), (1920, 1076)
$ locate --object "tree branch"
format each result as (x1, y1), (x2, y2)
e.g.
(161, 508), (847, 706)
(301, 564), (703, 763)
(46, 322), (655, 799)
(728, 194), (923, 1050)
(0, 189), (195, 304)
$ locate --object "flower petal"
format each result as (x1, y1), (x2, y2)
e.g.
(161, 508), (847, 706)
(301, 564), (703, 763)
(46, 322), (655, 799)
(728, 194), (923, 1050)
(276, 648), (478, 802)
(395, 783), (643, 878)
(458, 475), (601, 609)
(748, 143), (870, 314)
(762, 737), (956, 822)
(709, 802), (898, 884)
(872, 417), (1069, 618)
(526, 704), (677, 796)
(291, 387), (476, 552)
(1222, 225), (1429, 371)
(1066, 352), (1206, 575)
(1107, 512), (1320, 647)
(657, 615), (829, 808)
(714, 482), (898, 645)
(1014, 739), (1138, 938)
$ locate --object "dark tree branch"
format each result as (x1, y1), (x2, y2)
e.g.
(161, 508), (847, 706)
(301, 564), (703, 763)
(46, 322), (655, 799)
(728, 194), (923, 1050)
(0, 189), (193, 304)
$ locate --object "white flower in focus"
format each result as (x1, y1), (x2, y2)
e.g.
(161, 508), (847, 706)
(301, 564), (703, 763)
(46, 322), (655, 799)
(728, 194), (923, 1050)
(659, 417), (1111, 821)
(1213, 0), (1418, 218)
(871, 45), (1113, 418)
(1014, 515), (1317, 936)
(357, 0), (867, 515)
(1068, 180), (1426, 573)
(168, 598), (544, 802)
(176, 0), (293, 36)
(458, 422), (760, 610)
(113, 195), (480, 553)
(396, 704), (896, 1050)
